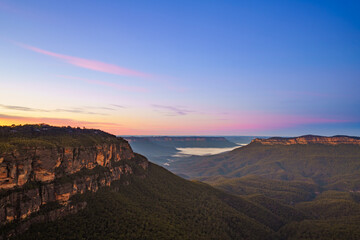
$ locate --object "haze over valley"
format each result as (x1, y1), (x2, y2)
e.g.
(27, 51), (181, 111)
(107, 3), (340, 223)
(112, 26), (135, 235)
(124, 136), (256, 166)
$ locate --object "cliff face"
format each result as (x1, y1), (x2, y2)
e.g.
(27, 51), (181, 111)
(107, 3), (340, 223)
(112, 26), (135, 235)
(0, 125), (148, 233)
(251, 135), (360, 145)
(0, 143), (134, 190)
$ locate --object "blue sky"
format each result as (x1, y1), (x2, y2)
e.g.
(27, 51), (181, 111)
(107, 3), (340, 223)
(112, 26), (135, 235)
(0, 0), (359, 136)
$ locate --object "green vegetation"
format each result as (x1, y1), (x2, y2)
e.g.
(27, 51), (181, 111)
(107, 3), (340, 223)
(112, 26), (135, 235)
(3, 128), (360, 239)
(168, 140), (360, 239)
(279, 218), (360, 240)
(295, 191), (360, 219)
(170, 142), (360, 190)
(204, 175), (319, 204)
(0, 201), (63, 235)
(13, 163), (360, 239)
(13, 163), (278, 240)
(244, 194), (307, 222)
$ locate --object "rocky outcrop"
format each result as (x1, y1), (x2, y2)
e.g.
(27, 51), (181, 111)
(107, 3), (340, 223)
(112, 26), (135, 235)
(251, 135), (360, 146)
(0, 143), (134, 190)
(0, 125), (149, 235)
(0, 162), (137, 224)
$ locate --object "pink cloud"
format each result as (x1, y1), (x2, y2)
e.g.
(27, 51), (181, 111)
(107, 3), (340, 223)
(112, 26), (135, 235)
(15, 42), (187, 92)
(58, 75), (148, 93)
(19, 43), (151, 78)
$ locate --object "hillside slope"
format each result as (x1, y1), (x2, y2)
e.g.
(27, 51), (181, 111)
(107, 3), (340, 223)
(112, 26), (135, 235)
(0, 125), (289, 240)
(169, 135), (360, 239)
(12, 163), (285, 240)
(3, 128), (360, 239)
(170, 135), (360, 191)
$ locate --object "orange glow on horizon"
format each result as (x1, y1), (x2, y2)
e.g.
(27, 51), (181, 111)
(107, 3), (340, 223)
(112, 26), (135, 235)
(0, 116), (134, 135)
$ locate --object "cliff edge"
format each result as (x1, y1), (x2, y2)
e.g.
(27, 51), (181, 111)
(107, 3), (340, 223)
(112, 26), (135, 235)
(0, 124), (148, 237)
(251, 135), (360, 145)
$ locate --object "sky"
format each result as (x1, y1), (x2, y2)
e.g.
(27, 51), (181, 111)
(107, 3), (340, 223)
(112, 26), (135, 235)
(0, 0), (359, 136)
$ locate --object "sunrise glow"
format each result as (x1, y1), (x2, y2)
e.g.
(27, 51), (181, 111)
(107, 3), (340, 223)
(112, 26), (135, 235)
(1, 1), (359, 136)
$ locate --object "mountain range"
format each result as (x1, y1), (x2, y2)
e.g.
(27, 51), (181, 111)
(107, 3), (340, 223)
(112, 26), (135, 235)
(169, 135), (360, 239)
(169, 135), (360, 190)
(1, 126), (360, 239)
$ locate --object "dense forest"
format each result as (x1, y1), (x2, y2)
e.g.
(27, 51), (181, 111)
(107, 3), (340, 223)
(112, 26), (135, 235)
(7, 163), (360, 240)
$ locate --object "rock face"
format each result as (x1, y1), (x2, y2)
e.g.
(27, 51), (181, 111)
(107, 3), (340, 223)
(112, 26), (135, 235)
(0, 143), (134, 190)
(251, 135), (360, 145)
(0, 125), (148, 235)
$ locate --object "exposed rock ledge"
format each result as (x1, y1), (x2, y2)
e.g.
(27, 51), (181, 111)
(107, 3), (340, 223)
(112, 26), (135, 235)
(0, 143), (135, 190)
(251, 135), (360, 145)
(0, 125), (149, 238)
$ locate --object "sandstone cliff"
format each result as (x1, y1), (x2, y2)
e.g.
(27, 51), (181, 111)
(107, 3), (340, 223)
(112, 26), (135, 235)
(251, 135), (360, 145)
(0, 124), (148, 238)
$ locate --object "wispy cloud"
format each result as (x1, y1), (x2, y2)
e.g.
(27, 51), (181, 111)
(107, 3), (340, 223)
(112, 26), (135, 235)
(111, 104), (126, 109)
(53, 108), (104, 115)
(0, 104), (108, 115)
(18, 43), (151, 78)
(0, 104), (49, 112)
(0, 113), (121, 127)
(58, 75), (148, 93)
(84, 106), (116, 111)
(85, 105), (127, 110)
(15, 42), (186, 92)
(152, 104), (194, 116)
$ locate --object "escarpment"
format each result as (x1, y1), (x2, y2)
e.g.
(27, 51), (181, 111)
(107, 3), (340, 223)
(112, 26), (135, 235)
(251, 135), (360, 145)
(0, 143), (135, 190)
(0, 125), (148, 237)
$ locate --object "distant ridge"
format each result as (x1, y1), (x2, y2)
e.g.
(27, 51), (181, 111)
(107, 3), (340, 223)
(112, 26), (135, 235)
(170, 134), (360, 191)
(124, 136), (238, 165)
(251, 135), (360, 145)
(126, 136), (238, 148)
